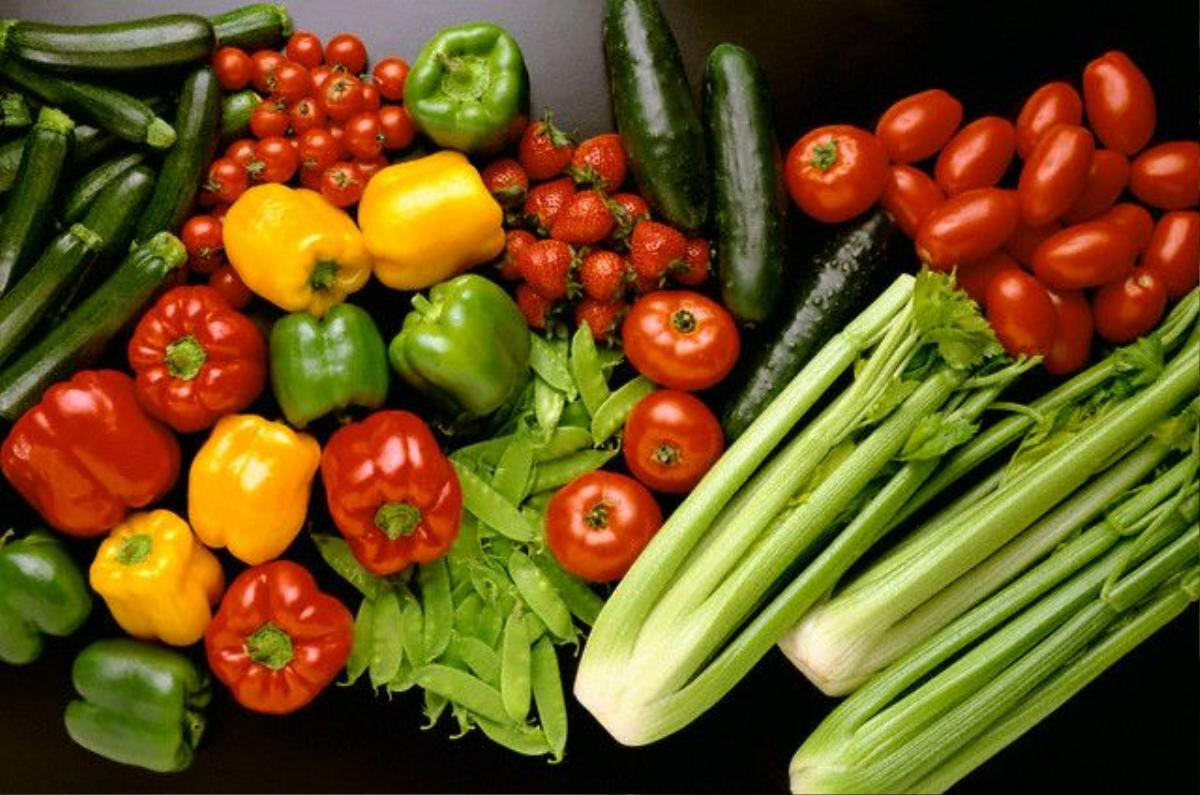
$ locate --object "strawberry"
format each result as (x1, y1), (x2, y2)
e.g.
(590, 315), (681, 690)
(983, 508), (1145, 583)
(518, 115), (574, 180)
(517, 238), (576, 300)
(608, 192), (652, 242)
(481, 158), (529, 207)
(516, 283), (555, 330)
(523, 177), (576, 232)
(629, 220), (687, 281)
(568, 133), (627, 191)
(579, 249), (630, 302)
(675, 237), (712, 286)
(549, 190), (615, 245)
(498, 229), (536, 280)
(575, 297), (627, 343)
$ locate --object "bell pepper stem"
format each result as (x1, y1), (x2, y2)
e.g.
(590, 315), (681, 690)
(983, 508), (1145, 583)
(116, 533), (153, 565)
(164, 336), (207, 381)
(245, 622), (294, 671)
(436, 52), (491, 101)
(0, 529), (12, 547)
(310, 261), (339, 292)
(375, 502), (423, 540)
(410, 293), (435, 317)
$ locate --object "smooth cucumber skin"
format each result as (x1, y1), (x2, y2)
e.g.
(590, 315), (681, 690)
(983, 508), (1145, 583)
(5, 15), (213, 73)
(722, 212), (901, 440)
(603, 0), (709, 231)
(0, 117), (71, 296)
(704, 43), (786, 325)
(61, 152), (146, 224)
(210, 4), (293, 50)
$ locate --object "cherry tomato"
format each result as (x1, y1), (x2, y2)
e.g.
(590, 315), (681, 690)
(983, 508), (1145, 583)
(225, 137), (258, 169)
(934, 116), (1016, 195)
(957, 251), (1019, 307)
(916, 188), (1020, 270)
(1093, 269), (1167, 344)
(1141, 211), (1199, 298)
(325, 34), (368, 74)
(985, 269), (1056, 357)
(266, 60), (311, 104)
(353, 155), (387, 182)
(1062, 149), (1129, 222)
(1096, 203), (1155, 253)
(1129, 141), (1200, 210)
(310, 64), (335, 91)
(373, 57), (410, 101)
(180, 215), (224, 274)
(285, 31), (324, 69)
(250, 49), (285, 94)
(1044, 288), (1093, 375)
(208, 263), (253, 309)
(1083, 51), (1156, 156)
(880, 164), (945, 238)
(212, 46), (253, 91)
(1004, 219), (1061, 267)
(1015, 82), (1083, 159)
(320, 162), (365, 207)
(249, 100), (289, 138)
(874, 89), (963, 163)
(785, 124), (889, 223)
(545, 471), (662, 583)
(622, 291), (740, 391)
(1017, 124), (1095, 226)
(623, 391), (724, 494)
(319, 73), (366, 122)
(284, 97), (321, 137)
(379, 105), (416, 151)
(253, 136), (300, 183)
(359, 80), (382, 113)
(328, 124), (345, 150)
(343, 112), (384, 160)
(203, 158), (249, 205)
(298, 127), (344, 173)
(1033, 220), (1137, 289)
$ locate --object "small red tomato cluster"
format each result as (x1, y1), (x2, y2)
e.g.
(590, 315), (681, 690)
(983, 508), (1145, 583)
(786, 51), (1198, 374)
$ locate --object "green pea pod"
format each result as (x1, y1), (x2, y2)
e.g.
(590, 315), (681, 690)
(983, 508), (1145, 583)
(570, 325), (610, 416)
(342, 598), (375, 686)
(388, 658), (416, 693)
(534, 426), (594, 462)
(475, 716), (553, 757)
(369, 589), (405, 689)
(524, 492), (552, 516)
(533, 377), (565, 437)
(451, 434), (514, 469)
(474, 600), (504, 648)
(414, 664), (509, 724)
(453, 460), (538, 542)
(418, 560), (453, 662)
(598, 346), (625, 374)
(531, 448), (619, 494)
(500, 606), (532, 723)
(447, 634), (501, 687)
(423, 688), (449, 727)
(312, 534), (384, 600)
(450, 702), (475, 737)
(492, 434), (534, 504)
(529, 335), (576, 395)
(531, 636), (567, 761)
(591, 376), (656, 444)
(508, 551), (574, 641)
(523, 611), (547, 643)
(399, 587), (425, 669)
(532, 551), (605, 626)
(560, 400), (592, 429)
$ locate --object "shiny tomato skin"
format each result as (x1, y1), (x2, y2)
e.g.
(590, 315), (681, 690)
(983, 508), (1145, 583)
(957, 251), (1020, 307)
(1004, 219), (1061, 267)
(1062, 150), (1130, 222)
(934, 116), (1016, 195)
(622, 291), (740, 391)
(1044, 288), (1093, 375)
(880, 165), (945, 238)
(545, 471), (662, 583)
(1018, 124), (1095, 227)
(874, 89), (963, 163)
(1016, 81), (1083, 159)
(1033, 220), (1137, 289)
(1140, 211), (1200, 298)
(985, 269), (1057, 357)
(1092, 269), (1168, 344)
(1083, 51), (1156, 156)
(1129, 141), (1200, 210)
(623, 391), (724, 494)
(785, 125), (889, 223)
(915, 188), (1020, 271)
(1097, 203), (1155, 253)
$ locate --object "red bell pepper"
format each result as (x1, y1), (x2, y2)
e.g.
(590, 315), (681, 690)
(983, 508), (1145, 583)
(1, 370), (180, 537)
(321, 410), (462, 575)
(127, 285), (267, 433)
(204, 560), (353, 715)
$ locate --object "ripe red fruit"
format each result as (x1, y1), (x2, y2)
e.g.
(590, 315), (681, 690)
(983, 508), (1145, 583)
(550, 190), (616, 244)
(519, 117), (575, 180)
(481, 158), (529, 206)
(523, 177), (576, 231)
(516, 283), (555, 329)
(378, 105), (416, 151)
(498, 229), (536, 281)
(675, 239), (711, 286)
(575, 298), (627, 342)
(629, 221), (688, 282)
(569, 134), (627, 190)
(579, 250), (629, 301)
(517, 239), (576, 300)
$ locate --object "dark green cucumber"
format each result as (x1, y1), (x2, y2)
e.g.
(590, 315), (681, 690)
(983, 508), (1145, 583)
(0, 90), (30, 129)
(602, 0), (709, 231)
(0, 57), (175, 148)
(61, 152), (146, 224)
(211, 4), (293, 49)
(703, 43), (786, 325)
(0, 107), (73, 297)
(0, 231), (185, 420)
(136, 66), (220, 240)
(0, 123), (119, 194)
(0, 15), (213, 74)
(221, 89), (260, 141)
(721, 211), (902, 440)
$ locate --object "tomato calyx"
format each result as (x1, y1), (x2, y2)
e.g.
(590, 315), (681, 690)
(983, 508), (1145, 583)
(164, 335), (207, 381)
(584, 501), (612, 531)
(653, 442), (681, 466)
(811, 138), (839, 171)
(374, 502), (422, 540)
(671, 309), (698, 333)
(245, 622), (295, 671)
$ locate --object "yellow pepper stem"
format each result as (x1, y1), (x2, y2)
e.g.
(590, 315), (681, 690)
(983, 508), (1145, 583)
(245, 622), (294, 671)
(116, 533), (152, 565)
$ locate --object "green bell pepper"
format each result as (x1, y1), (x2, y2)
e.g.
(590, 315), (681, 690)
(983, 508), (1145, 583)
(269, 302), (389, 428)
(404, 22), (530, 154)
(389, 274), (531, 420)
(0, 529), (91, 665)
(64, 638), (209, 773)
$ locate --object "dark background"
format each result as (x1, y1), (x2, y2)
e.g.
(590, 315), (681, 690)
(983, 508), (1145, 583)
(0, 0), (1197, 792)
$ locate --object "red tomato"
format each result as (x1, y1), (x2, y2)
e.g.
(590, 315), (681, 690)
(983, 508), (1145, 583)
(378, 105), (416, 150)
(1097, 203), (1155, 253)
(1015, 81), (1083, 160)
(250, 50), (285, 94)
(372, 57), (410, 101)
(1043, 288), (1093, 375)
(1017, 124), (1095, 226)
(343, 112), (384, 160)
(225, 138), (257, 169)
(880, 165), (945, 237)
(915, 188), (1020, 270)
(249, 100), (289, 139)
(297, 127), (343, 174)
(1033, 220), (1137, 289)
(985, 269), (1057, 357)
(252, 136), (299, 183)
(934, 116), (1016, 195)
(268, 60), (311, 104)
(1093, 269), (1167, 344)
(1004, 219), (1061, 267)
(181, 215), (224, 274)
(622, 291), (740, 391)
(360, 81), (383, 113)
(208, 263), (253, 309)
(212, 46), (253, 91)
(545, 471), (662, 582)
(324, 34), (368, 74)
(320, 162), (364, 207)
(1062, 150), (1130, 222)
(288, 96), (325, 136)
(623, 391), (724, 494)
(1129, 141), (1200, 210)
(285, 31), (324, 69)
(310, 65), (335, 91)
(318, 73), (366, 122)
(957, 251), (1020, 307)
(785, 125), (889, 223)
(354, 155), (387, 182)
(874, 89), (963, 163)
(203, 158), (248, 204)
(1141, 211), (1200, 298)
(1083, 51), (1156, 156)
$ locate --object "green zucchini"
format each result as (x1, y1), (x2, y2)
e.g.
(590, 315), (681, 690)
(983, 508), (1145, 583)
(0, 15), (213, 74)
(0, 90), (30, 130)
(136, 66), (220, 240)
(602, 0), (709, 231)
(60, 152), (146, 224)
(221, 89), (260, 141)
(721, 211), (902, 440)
(211, 4), (293, 49)
(0, 123), (120, 194)
(0, 232), (185, 421)
(704, 44), (786, 325)
(0, 107), (73, 297)
(0, 57), (175, 148)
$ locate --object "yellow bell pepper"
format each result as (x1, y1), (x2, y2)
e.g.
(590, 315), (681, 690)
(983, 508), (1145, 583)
(357, 151), (506, 290)
(90, 509), (224, 647)
(188, 414), (321, 565)
(223, 184), (372, 316)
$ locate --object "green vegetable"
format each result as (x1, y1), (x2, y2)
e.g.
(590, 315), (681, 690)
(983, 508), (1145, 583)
(0, 530), (92, 665)
(369, 589), (405, 689)
(591, 375), (655, 444)
(312, 534), (384, 601)
(0, 122), (115, 194)
(0, 14), (214, 73)
(603, 0), (709, 230)
(453, 461), (538, 542)
(343, 599), (375, 686)
(210, 4), (293, 49)
(61, 152), (146, 224)
(0, 90), (30, 130)
(221, 88), (260, 140)
(500, 606), (532, 722)
(530, 636), (568, 760)
(570, 325), (609, 417)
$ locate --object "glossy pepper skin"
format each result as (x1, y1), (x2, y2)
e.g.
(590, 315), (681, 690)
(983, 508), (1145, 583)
(389, 274), (531, 420)
(128, 285), (267, 433)
(0, 530), (91, 664)
(403, 22), (530, 154)
(321, 410), (463, 575)
(357, 152), (506, 290)
(90, 510), (224, 647)
(65, 638), (209, 773)
(1, 370), (180, 537)
(205, 560), (353, 714)
(269, 303), (389, 428)
(188, 414), (320, 565)
(222, 184), (372, 316)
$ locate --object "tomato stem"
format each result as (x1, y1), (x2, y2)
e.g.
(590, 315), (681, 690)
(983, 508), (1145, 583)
(653, 442), (681, 466)
(671, 309), (697, 334)
(811, 138), (839, 171)
(585, 501), (611, 530)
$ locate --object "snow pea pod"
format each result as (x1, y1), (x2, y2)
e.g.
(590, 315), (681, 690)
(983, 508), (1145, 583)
(591, 375), (655, 444)
(419, 560), (453, 662)
(447, 634), (501, 687)
(532, 551), (605, 626)
(414, 664), (509, 724)
(529, 335), (575, 395)
(369, 589), (404, 688)
(343, 599), (375, 686)
(399, 587), (425, 668)
(534, 426), (594, 462)
(570, 325), (609, 416)
(313, 534), (383, 600)
(531, 448), (618, 494)
(533, 377), (565, 436)
(492, 434), (534, 503)
(531, 636), (567, 760)
(508, 551), (574, 641)
(475, 716), (553, 756)
(500, 606), (532, 722)
(453, 460), (538, 542)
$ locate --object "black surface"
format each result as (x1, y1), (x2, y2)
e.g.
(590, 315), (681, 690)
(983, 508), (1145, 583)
(1, 0), (1197, 793)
